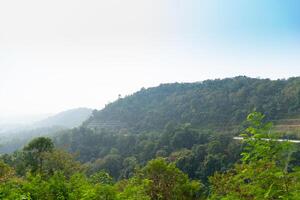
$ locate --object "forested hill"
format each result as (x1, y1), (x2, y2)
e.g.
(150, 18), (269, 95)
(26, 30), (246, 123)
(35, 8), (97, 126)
(3, 78), (300, 199)
(85, 76), (300, 132)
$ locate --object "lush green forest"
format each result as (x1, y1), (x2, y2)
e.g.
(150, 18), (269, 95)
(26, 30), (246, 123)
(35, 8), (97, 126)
(1, 77), (300, 199)
(86, 76), (300, 132)
(1, 112), (300, 199)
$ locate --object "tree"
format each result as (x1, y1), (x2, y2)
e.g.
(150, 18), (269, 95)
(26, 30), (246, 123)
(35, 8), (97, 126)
(0, 160), (15, 183)
(171, 124), (198, 150)
(91, 154), (123, 180)
(42, 149), (85, 178)
(120, 157), (138, 179)
(23, 137), (54, 174)
(89, 171), (113, 185)
(116, 178), (150, 200)
(141, 158), (203, 200)
(209, 112), (300, 199)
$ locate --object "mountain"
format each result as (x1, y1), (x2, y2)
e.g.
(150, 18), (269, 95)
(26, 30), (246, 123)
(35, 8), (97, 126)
(35, 108), (93, 129)
(0, 113), (52, 126)
(0, 108), (93, 153)
(0, 114), (52, 136)
(5, 76), (300, 191)
(85, 76), (300, 132)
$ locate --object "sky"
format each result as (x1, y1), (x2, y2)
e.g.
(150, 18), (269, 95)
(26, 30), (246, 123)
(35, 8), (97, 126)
(0, 0), (300, 117)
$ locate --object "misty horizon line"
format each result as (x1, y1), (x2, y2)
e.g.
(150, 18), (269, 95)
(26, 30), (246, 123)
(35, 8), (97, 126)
(1, 75), (299, 119)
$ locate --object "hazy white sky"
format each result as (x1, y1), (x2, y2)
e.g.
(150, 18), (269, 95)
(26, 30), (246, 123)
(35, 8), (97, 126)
(0, 0), (300, 116)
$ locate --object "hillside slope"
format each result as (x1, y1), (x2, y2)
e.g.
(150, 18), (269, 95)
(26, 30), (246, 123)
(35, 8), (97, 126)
(0, 108), (92, 153)
(85, 76), (300, 132)
(52, 77), (300, 182)
(35, 107), (92, 128)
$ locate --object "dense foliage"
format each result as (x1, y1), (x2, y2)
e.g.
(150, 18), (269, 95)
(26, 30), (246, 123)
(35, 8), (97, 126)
(1, 112), (300, 199)
(2, 76), (300, 199)
(0, 140), (203, 200)
(87, 76), (300, 132)
(53, 124), (241, 183)
(209, 112), (300, 199)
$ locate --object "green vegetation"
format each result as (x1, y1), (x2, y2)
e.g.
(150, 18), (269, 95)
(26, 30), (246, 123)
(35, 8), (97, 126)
(1, 77), (300, 199)
(1, 112), (300, 199)
(0, 139), (203, 199)
(53, 124), (241, 183)
(87, 76), (300, 131)
(209, 112), (300, 199)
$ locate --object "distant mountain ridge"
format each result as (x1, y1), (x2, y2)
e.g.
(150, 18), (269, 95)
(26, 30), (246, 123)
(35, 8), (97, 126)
(0, 108), (93, 153)
(34, 108), (92, 129)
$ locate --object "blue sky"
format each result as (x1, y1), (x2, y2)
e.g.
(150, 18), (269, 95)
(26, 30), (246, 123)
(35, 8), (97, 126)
(0, 0), (299, 116)
(181, 0), (300, 39)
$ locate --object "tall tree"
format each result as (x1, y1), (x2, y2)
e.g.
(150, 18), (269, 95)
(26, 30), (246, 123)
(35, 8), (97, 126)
(23, 137), (54, 174)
